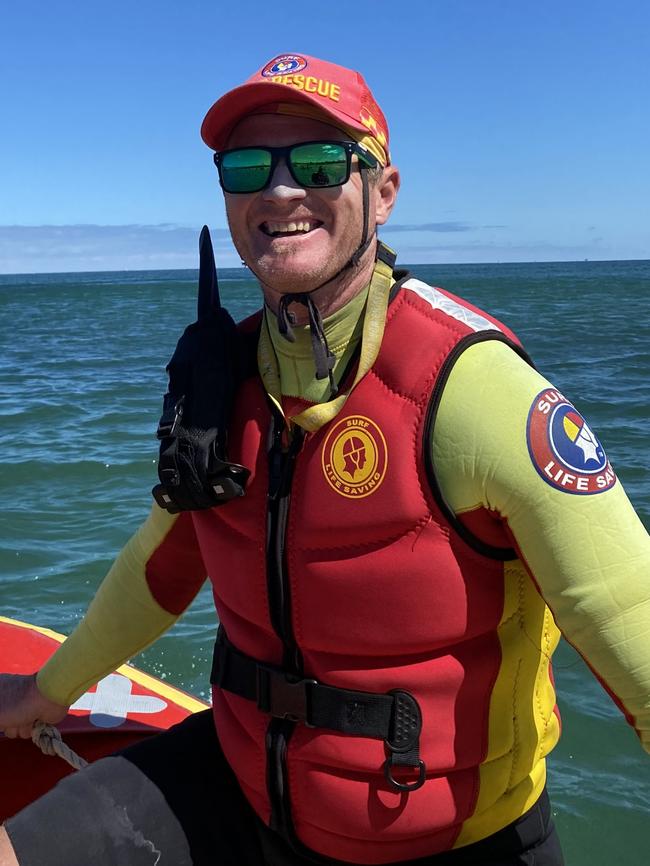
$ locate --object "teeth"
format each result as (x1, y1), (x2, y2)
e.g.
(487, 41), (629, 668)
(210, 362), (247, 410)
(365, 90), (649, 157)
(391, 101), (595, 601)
(265, 220), (315, 235)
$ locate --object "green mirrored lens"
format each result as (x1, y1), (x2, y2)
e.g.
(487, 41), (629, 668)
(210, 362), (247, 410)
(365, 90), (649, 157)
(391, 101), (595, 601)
(291, 143), (348, 187)
(221, 149), (272, 193)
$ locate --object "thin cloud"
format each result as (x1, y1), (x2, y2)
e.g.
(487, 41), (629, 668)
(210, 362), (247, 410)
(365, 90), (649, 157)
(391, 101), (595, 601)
(0, 224), (239, 274)
(381, 222), (507, 234)
(391, 238), (634, 264)
(381, 222), (473, 233)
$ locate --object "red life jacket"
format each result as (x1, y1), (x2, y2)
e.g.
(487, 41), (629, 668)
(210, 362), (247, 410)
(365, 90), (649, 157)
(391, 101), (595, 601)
(192, 277), (530, 864)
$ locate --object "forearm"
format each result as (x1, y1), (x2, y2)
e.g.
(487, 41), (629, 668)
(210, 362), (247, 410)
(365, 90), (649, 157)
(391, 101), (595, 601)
(508, 481), (650, 751)
(37, 505), (207, 706)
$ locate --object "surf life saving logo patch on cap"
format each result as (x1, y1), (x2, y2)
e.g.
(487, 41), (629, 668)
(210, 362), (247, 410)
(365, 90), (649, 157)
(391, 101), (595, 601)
(261, 55), (308, 77)
(322, 415), (387, 499)
(527, 388), (616, 494)
(258, 53), (342, 105)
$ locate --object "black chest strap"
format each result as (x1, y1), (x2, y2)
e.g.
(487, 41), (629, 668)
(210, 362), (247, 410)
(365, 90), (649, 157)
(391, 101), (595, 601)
(211, 628), (425, 792)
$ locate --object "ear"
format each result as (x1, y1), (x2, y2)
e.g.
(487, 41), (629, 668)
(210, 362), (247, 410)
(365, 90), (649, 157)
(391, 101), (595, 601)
(374, 165), (400, 226)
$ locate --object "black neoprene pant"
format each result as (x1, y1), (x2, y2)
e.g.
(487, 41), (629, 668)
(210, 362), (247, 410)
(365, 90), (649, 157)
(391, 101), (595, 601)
(120, 710), (565, 866)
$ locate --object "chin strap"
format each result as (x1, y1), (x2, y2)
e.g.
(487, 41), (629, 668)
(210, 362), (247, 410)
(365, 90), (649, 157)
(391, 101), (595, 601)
(274, 166), (375, 398)
(277, 292), (337, 394)
(349, 165), (373, 267)
(258, 241), (396, 433)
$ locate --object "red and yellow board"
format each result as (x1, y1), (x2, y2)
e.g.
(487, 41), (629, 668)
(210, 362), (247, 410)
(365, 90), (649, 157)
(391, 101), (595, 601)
(0, 615), (208, 820)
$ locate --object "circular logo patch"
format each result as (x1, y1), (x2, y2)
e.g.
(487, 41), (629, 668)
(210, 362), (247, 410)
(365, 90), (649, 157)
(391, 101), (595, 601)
(322, 415), (387, 499)
(261, 55), (307, 78)
(527, 389), (616, 494)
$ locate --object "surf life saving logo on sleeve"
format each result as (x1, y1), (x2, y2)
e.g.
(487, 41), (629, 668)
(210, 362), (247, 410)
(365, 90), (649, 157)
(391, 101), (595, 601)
(322, 415), (387, 499)
(526, 389), (616, 494)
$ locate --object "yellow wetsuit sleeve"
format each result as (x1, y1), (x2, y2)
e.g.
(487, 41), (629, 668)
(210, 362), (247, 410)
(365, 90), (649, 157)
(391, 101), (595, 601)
(433, 339), (650, 752)
(36, 503), (207, 706)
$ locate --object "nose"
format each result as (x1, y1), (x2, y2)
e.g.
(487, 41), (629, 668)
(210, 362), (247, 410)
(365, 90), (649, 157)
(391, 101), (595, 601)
(262, 159), (307, 203)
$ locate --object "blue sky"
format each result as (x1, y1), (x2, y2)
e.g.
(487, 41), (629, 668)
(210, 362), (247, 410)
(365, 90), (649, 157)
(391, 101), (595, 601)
(1, 0), (648, 272)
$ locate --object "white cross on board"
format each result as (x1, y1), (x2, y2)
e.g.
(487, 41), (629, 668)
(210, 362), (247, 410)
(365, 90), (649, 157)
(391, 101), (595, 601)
(71, 673), (168, 728)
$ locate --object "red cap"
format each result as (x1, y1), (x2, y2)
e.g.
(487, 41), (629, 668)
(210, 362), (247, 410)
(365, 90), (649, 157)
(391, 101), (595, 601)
(201, 53), (389, 157)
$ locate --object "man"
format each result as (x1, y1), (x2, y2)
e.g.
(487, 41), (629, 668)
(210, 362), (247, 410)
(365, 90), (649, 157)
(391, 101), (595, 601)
(1, 53), (649, 866)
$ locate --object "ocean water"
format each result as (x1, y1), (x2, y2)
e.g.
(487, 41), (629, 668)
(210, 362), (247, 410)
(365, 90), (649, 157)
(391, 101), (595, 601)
(1, 260), (648, 862)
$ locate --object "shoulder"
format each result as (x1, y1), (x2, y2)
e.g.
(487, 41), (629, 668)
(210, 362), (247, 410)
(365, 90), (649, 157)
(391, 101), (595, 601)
(432, 339), (547, 496)
(396, 276), (522, 347)
(433, 338), (553, 464)
(435, 338), (621, 503)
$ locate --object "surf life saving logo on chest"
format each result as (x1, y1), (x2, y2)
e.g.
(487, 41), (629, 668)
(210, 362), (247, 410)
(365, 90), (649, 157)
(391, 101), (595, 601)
(526, 389), (616, 494)
(322, 415), (387, 499)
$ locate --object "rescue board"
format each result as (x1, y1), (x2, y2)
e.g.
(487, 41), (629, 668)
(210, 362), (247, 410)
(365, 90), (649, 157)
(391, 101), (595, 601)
(0, 615), (209, 820)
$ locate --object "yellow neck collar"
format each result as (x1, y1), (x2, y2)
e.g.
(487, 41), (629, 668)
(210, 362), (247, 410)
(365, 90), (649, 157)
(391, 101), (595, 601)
(257, 245), (396, 432)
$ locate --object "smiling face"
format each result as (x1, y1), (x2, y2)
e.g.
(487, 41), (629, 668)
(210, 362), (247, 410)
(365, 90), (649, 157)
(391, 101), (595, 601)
(222, 114), (399, 305)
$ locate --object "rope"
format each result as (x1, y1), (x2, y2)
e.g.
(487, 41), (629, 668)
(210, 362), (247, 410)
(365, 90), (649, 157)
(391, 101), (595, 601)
(31, 722), (88, 771)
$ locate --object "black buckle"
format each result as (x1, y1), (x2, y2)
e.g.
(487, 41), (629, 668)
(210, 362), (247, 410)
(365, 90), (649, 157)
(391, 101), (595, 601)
(382, 689), (426, 792)
(257, 667), (317, 724)
(377, 240), (397, 269)
(156, 395), (185, 439)
(386, 690), (421, 753)
(206, 454), (250, 502)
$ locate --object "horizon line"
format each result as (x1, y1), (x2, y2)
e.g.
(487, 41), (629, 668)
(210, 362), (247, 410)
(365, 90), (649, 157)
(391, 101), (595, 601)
(1, 257), (649, 278)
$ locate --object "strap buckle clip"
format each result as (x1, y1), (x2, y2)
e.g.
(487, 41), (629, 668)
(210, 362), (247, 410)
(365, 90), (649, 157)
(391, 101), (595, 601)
(257, 668), (317, 725)
(156, 394), (185, 439)
(382, 689), (426, 792)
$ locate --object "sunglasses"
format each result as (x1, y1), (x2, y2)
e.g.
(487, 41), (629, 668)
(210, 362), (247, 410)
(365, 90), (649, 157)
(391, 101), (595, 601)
(213, 140), (379, 194)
